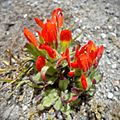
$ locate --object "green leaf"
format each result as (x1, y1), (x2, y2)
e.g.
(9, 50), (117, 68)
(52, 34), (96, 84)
(75, 78), (83, 90)
(54, 98), (62, 111)
(33, 72), (42, 83)
(87, 88), (95, 96)
(94, 72), (102, 83)
(41, 66), (49, 75)
(59, 79), (69, 91)
(25, 43), (45, 58)
(62, 92), (73, 101)
(75, 68), (82, 77)
(47, 76), (58, 84)
(64, 111), (72, 120)
(42, 90), (58, 107)
(39, 36), (44, 44)
(86, 77), (92, 90)
(42, 97), (53, 107)
(46, 66), (57, 76)
(89, 68), (97, 80)
(62, 104), (73, 120)
(27, 82), (43, 88)
(45, 89), (58, 99)
(44, 66), (58, 84)
(60, 41), (70, 52)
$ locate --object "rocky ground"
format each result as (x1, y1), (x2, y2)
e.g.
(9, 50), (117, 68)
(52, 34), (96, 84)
(0, 0), (120, 120)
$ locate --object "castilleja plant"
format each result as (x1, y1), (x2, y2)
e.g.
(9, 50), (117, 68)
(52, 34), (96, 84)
(24, 8), (104, 118)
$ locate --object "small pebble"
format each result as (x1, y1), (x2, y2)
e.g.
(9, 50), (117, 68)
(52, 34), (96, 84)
(101, 33), (106, 39)
(112, 64), (117, 69)
(23, 106), (27, 111)
(23, 14), (27, 18)
(107, 92), (113, 99)
(108, 25), (112, 30)
(95, 26), (100, 30)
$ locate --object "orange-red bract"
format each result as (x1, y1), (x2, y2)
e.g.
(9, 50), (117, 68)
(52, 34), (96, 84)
(24, 27), (38, 47)
(65, 48), (71, 66)
(71, 62), (78, 68)
(41, 21), (58, 46)
(77, 53), (92, 72)
(68, 71), (75, 77)
(96, 45), (104, 60)
(81, 74), (87, 90)
(35, 56), (45, 72)
(52, 8), (63, 28)
(60, 30), (72, 42)
(39, 44), (57, 59)
(93, 45), (104, 68)
(34, 18), (45, 28)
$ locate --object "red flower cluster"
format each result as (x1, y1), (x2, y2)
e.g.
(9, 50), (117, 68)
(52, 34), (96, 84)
(58, 41), (104, 71)
(24, 8), (73, 72)
(71, 40), (104, 72)
(24, 8), (104, 91)
(57, 41), (104, 90)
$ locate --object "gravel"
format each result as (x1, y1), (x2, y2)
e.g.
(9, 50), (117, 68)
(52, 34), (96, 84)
(0, 0), (120, 119)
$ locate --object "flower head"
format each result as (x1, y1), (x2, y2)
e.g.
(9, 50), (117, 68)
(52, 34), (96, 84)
(73, 40), (98, 71)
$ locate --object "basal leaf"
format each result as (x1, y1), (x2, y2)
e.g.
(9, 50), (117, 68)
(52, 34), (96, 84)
(42, 90), (58, 107)
(54, 97), (62, 111)
(42, 97), (53, 107)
